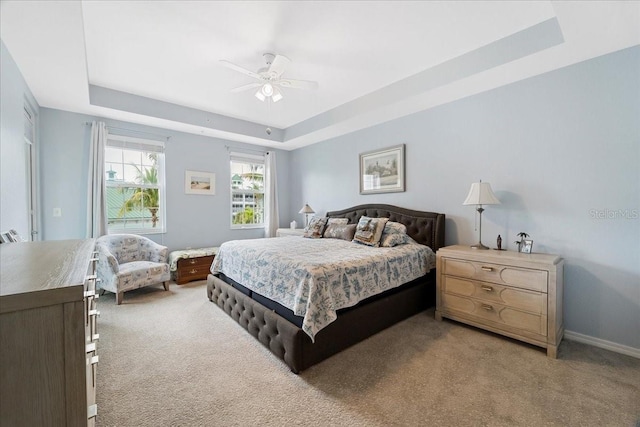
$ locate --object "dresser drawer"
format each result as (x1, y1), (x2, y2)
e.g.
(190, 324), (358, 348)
(443, 258), (548, 292)
(442, 276), (546, 315)
(175, 256), (214, 284)
(441, 293), (548, 336)
(177, 264), (210, 278)
(177, 255), (215, 269)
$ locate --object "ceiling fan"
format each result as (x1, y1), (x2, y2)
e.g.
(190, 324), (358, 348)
(220, 53), (319, 103)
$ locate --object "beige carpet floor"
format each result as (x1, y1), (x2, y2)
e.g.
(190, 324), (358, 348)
(96, 281), (639, 427)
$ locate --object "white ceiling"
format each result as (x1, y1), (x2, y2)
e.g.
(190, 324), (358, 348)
(1, 1), (638, 150)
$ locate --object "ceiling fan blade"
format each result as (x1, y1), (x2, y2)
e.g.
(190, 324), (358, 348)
(220, 60), (262, 80)
(230, 82), (263, 93)
(267, 54), (290, 78)
(276, 78), (319, 90)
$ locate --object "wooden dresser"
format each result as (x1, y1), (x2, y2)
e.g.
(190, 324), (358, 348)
(435, 245), (564, 358)
(0, 239), (99, 426)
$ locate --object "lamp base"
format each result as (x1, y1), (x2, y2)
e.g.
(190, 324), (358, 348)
(470, 243), (490, 250)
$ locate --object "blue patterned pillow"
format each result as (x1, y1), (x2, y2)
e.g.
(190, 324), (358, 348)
(352, 216), (389, 247)
(380, 221), (410, 247)
(303, 217), (328, 238)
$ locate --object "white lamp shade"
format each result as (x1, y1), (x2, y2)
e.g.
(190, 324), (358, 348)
(271, 87), (283, 103)
(299, 204), (315, 214)
(463, 182), (500, 205)
(254, 90), (266, 102)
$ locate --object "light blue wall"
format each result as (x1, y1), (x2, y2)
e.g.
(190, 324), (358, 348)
(39, 109), (291, 250)
(0, 40), (40, 238)
(12, 35), (640, 351)
(290, 46), (640, 349)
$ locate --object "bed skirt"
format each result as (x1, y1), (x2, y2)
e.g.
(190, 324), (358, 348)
(207, 272), (435, 373)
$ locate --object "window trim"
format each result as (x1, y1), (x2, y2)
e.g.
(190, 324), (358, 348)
(105, 135), (167, 235)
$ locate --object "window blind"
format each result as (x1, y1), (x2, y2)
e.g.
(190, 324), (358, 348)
(107, 134), (165, 153)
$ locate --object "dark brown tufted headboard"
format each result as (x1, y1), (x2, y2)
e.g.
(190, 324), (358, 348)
(327, 204), (445, 251)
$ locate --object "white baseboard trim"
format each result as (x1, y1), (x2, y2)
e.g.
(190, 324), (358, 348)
(564, 330), (640, 359)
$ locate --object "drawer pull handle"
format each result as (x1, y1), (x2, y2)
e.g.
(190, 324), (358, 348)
(190, 259), (197, 264)
(481, 304), (494, 311)
(481, 285), (494, 292)
(190, 269), (198, 274)
(88, 404), (98, 419)
(481, 266), (493, 272)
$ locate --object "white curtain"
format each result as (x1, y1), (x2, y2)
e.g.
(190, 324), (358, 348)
(264, 151), (279, 237)
(86, 121), (108, 238)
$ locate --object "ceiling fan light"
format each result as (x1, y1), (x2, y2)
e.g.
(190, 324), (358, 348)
(254, 89), (266, 102)
(271, 87), (283, 103)
(261, 83), (274, 97)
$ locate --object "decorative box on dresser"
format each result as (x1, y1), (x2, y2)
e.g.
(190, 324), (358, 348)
(0, 239), (99, 426)
(435, 245), (564, 358)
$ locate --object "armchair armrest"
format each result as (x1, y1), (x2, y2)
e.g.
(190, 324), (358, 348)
(96, 243), (118, 273)
(145, 240), (169, 264)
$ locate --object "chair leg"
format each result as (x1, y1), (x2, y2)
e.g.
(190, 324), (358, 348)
(116, 292), (123, 305)
(163, 281), (169, 291)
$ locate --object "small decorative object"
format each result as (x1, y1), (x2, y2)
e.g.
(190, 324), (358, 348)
(521, 240), (534, 254)
(290, 220), (297, 229)
(359, 144), (405, 194)
(185, 170), (215, 195)
(496, 234), (503, 250)
(515, 232), (530, 252)
(463, 180), (501, 250)
(299, 203), (315, 227)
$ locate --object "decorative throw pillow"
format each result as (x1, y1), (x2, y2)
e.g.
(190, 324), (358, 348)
(352, 216), (389, 247)
(380, 221), (410, 247)
(303, 216), (328, 238)
(327, 217), (349, 225)
(324, 223), (357, 241)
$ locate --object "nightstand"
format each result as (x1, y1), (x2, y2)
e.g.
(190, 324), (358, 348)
(435, 245), (564, 358)
(276, 228), (305, 237)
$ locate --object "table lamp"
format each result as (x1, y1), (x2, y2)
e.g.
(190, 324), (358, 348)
(299, 203), (315, 227)
(463, 180), (500, 250)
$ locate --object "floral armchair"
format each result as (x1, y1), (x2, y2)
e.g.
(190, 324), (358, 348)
(96, 234), (170, 304)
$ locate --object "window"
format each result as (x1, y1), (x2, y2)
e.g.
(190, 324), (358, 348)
(105, 135), (166, 234)
(230, 153), (264, 228)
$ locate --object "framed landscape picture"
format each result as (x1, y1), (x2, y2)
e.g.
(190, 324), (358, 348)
(185, 170), (215, 195)
(359, 144), (405, 194)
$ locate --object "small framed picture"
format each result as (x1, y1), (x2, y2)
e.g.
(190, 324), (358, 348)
(185, 170), (215, 195)
(521, 240), (534, 254)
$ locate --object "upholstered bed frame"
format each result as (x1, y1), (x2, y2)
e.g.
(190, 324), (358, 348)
(207, 204), (445, 373)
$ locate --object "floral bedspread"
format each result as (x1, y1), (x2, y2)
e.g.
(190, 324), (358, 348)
(210, 236), (435, 341)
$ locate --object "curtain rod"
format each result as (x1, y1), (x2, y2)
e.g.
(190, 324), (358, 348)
(84, 121), (171, 141)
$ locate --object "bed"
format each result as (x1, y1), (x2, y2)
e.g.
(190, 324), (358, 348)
(206, 204), (445, 373)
